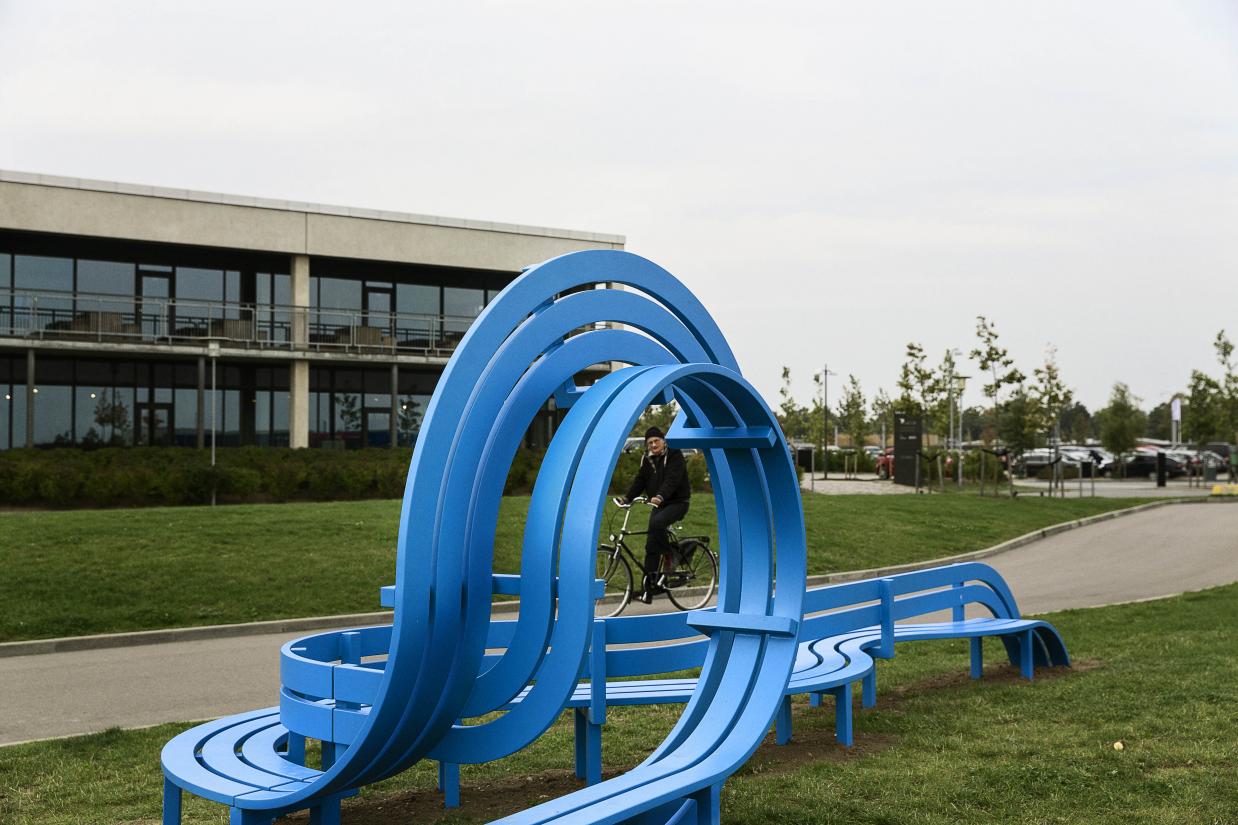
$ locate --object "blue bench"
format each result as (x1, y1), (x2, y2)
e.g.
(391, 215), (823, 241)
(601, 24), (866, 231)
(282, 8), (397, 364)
(160, 250), (1069, 825)
(162, 560), (1066, 816)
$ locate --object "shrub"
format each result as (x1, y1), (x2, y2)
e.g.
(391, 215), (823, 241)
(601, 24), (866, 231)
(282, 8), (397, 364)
(0, 438), (716, 509)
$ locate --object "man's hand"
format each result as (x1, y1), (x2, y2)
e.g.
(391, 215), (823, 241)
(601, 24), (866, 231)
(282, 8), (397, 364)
(650, 495), (663, 507)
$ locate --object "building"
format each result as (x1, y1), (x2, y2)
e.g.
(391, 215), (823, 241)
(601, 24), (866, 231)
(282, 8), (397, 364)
(0, 170), (624, 450)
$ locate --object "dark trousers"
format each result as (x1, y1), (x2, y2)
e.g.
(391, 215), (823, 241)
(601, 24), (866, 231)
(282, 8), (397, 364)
(642, 500), (690, 588)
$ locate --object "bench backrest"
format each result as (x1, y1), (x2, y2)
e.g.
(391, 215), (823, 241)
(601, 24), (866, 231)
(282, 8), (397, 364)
(279, 560), (1024, 747)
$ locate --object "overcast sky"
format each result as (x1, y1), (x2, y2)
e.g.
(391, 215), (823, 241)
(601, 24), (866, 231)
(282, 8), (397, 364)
(2, 1), (1235, 413)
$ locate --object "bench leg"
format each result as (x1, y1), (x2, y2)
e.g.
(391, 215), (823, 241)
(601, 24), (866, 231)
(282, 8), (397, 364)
(574, 708), (587, 779)
(775, 695), (793, 745)
(809, 691), (822, 708)
(692, 782), (721, 824)
(162, 778), (182, 825)
(573, 708), (603, 784)
(285, 732), (306, 766)
(970, 636), (984, 679)
(1020, 629), (1034, 681)
(438, 761), (460, 808)
(861, 670), (877, 708)
(229, 809), (272, 825)
(585, 715), (602, 784)
(320, 740), (337, 771)
(833, 683), (854, 747)
(310, 797), (341, 825)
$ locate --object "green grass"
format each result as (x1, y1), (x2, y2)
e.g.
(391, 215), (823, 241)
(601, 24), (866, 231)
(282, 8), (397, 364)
(2, 584), (1233, 824)
(0, 494), (1152, 642)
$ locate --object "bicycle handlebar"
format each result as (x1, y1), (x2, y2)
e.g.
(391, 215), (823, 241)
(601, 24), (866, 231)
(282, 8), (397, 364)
(612, 496), (652, 509)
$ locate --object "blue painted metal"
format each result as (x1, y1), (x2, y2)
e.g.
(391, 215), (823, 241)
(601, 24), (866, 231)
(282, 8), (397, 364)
(160, 249), (1070, 825)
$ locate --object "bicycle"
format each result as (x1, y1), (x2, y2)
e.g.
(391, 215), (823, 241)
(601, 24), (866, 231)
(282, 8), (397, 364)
(595, 496), (718, 618)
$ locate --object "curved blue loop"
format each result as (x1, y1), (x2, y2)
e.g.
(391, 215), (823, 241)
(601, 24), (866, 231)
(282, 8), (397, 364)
(167, 250), (799, 819)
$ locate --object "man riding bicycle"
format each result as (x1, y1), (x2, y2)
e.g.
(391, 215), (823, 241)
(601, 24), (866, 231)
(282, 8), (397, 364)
(617, 426), (691, 603)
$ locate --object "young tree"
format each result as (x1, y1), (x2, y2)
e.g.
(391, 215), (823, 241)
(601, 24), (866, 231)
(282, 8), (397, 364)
(1184, 370), (1227, 445)
(871, 388), (894, 447)
(397, 396), (423, 444)
(777, 367), (812, 442)
(998, 389), (1040, 457)
(969, 316), (1025, 436)
(334, 393), (362, 433)
(835, 375), (869, 449)
(894, 342), (940, 419)
(1096, 383), (1147, 476)
(94, 389), (132, 446)
(1214, 329), (1237, 441)
(1032, 346), (1072, 440)
(926, 349), (957, 440)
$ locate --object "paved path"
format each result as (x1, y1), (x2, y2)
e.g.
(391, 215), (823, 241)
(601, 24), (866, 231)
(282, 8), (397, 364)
(3, 503), (1236, 746)
(800, 473), (913, 495)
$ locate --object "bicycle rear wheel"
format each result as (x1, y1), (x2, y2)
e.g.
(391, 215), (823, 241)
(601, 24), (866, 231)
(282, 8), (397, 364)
(596, 546), (633, 618)
(664, 541), (717, 611)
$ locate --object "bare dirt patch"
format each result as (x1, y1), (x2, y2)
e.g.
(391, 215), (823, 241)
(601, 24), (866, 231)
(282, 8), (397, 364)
(276, 662), (1097, 823)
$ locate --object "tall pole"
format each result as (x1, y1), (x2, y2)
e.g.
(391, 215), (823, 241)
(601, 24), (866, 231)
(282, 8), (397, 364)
(948, 383), (955, 484)
(822, 363), (836, 480)
(209, 342), (218, 506)
(822, 364), (828, 481)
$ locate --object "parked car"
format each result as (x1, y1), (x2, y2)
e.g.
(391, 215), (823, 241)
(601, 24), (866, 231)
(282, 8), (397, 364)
(1117, 448), (1186, 478)
(875, 446), (895, 479)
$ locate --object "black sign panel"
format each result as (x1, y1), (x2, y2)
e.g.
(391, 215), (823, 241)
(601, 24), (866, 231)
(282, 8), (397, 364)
(893, 413), (922, 487)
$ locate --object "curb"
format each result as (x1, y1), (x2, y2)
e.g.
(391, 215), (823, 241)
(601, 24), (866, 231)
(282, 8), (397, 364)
(2, 496), (1228, 660)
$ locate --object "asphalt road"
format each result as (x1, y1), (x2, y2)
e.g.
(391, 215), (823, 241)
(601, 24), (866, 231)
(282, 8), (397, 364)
(2, 502), (1235, 747)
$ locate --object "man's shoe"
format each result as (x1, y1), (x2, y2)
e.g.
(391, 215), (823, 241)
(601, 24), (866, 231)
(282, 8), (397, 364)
(638, 590), (653, 604)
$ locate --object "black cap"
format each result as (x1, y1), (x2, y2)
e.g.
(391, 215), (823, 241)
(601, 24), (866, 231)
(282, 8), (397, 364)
(644, 427), (665, 440)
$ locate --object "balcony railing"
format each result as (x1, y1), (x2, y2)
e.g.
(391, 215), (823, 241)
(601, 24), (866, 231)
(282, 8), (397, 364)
(0, 290), (478, 356)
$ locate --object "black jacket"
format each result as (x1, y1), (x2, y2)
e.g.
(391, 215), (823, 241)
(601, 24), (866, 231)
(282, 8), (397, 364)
(625, 448), (691, 506)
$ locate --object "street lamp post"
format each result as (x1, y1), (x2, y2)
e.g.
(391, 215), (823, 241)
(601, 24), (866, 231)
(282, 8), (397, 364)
(821, 363), (836, 480)
(954, 374), (970, 487)
(208, 341), (219, 506)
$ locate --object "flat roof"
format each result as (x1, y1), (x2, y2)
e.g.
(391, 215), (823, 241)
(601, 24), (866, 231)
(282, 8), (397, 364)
(0, 169), (624, 245)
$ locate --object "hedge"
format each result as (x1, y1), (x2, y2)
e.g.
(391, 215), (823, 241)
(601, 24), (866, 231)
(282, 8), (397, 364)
(0, 446), (712, 509)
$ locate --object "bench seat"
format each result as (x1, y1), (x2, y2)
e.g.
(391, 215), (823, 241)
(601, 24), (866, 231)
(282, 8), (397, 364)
(160, 708), (355, 824)
(166, 563), (1070, 817)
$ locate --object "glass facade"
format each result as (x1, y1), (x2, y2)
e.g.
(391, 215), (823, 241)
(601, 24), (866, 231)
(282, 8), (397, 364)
(0, 355), (289, 449)
(0, 230), (540, 451)
(309, 365), (434, 449)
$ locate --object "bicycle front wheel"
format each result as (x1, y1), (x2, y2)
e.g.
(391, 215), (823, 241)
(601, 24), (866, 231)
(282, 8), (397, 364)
(596, 546), (633, 618)
(664, 541), (717, 611)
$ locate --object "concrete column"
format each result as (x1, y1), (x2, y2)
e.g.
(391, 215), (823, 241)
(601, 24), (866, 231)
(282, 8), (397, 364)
(389, 363), (399, 448)
(25, 348), (34, 448)
(196, 356), (205, 449)
(289, 254), (311, 449)
(290, 360), (309, 449)
(291, 254), (310, 348)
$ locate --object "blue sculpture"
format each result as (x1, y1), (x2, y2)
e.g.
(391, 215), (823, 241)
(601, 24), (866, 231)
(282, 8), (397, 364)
(160, 249), (1069, 824)
(161, 250), (808, 824)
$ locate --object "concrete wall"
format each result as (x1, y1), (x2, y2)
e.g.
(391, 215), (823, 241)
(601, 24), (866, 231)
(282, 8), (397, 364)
(0, 174), (623, 271)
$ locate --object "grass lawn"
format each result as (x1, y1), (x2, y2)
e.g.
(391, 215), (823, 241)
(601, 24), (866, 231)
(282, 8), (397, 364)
(1, 584), (1233, 824)
(0, 494), (1153, 642)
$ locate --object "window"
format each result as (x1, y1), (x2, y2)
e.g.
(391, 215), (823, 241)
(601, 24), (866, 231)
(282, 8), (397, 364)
(77, 260), (135, 296)
(33, 385), (72, 446)
(317, 277), (362, 311)
(14, 255), (72, 292)
(77, 260), (135, 315)
(443, 287), (484, 319)
(176, 268), (224, 303)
